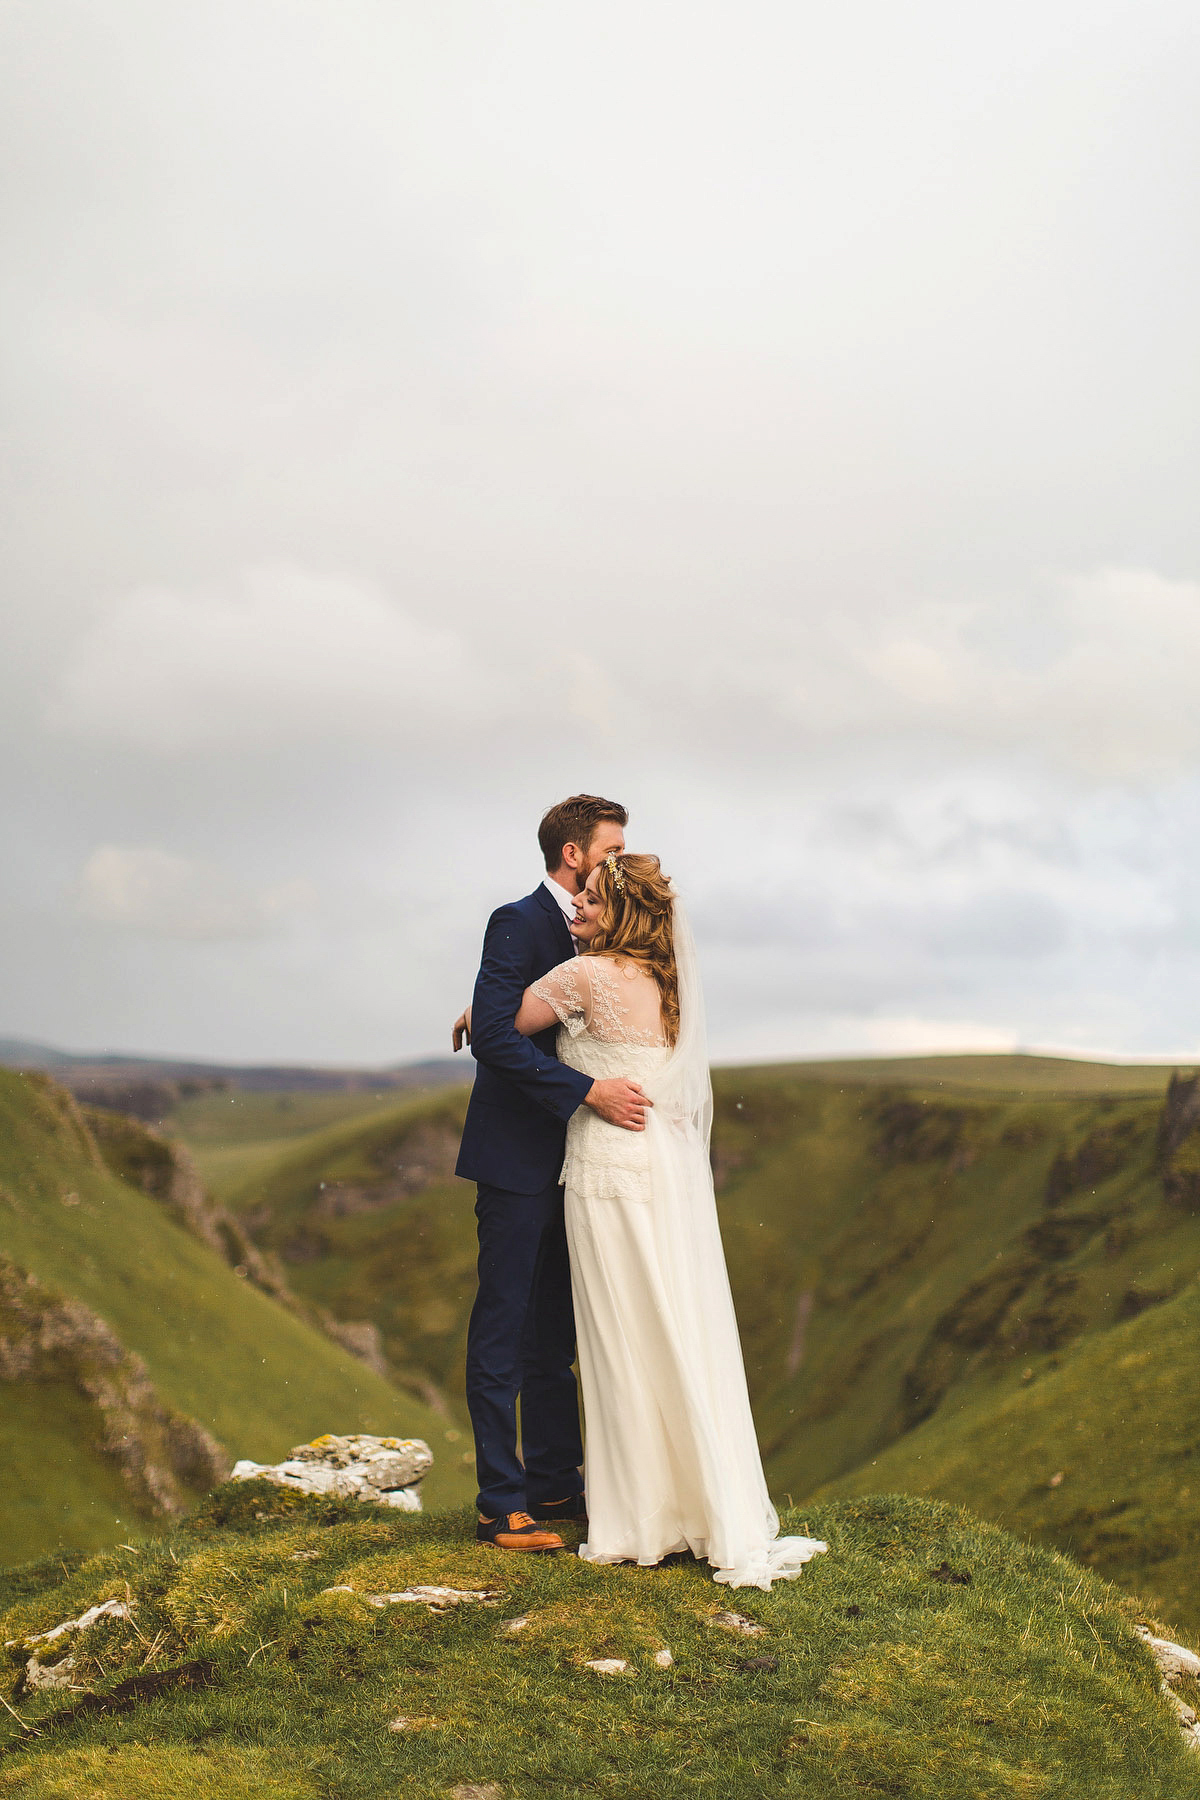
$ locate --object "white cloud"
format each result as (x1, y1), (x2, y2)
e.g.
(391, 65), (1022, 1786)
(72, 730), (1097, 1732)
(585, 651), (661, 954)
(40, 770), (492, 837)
(49, 562), (1200, 781)
(699, 568), (1200, 778)
(76, 845), (311, 940)
(49, 565), (478, 750)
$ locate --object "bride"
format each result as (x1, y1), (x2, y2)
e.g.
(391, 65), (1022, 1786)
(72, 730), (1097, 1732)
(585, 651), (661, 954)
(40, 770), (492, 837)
(511, 851), (827, 1590)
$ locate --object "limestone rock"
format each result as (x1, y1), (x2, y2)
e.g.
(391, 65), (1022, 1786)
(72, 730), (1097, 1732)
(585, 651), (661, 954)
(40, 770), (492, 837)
(359, 1586), (500, 1613)
(1138, 1626), (1200, 1754)
(231, 1433), (432, 1509)
(707, 1609), (766, 1637)
(7, 1597), (131, 1651)
(1139, 1627), (1200, 1683)
(23, 1654), (81, 1692)
(584, 1658), (630, 1675)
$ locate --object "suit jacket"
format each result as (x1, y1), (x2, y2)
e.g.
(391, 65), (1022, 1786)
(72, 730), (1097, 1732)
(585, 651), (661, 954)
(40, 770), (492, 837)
(455, 883), (594, 1193)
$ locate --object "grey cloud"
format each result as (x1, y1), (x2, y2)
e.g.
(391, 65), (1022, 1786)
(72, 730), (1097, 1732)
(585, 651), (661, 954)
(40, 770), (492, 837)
(1, 1), (1199, 1064)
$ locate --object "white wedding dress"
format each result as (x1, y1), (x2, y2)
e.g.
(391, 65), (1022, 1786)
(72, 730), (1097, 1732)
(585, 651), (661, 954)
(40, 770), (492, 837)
(531, 911), (827, 1590)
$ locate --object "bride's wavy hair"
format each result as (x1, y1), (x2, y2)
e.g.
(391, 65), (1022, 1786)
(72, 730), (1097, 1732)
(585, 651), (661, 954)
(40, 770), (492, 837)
(585, 853), (680, 1046)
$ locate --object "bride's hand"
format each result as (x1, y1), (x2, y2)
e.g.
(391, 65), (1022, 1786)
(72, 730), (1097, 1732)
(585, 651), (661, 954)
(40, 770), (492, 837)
(452, 1005), (472, 1051)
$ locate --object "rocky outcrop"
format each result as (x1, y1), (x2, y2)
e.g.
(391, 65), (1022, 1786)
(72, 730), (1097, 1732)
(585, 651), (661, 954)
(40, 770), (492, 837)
(1157, 1072), (1200, 1211)
(322, 1583), (499, 1612)
(317, 1317), (390, 1376)
(309, 1120), (461, 1218)
(85, 1108), (389, 1379)
(7, 1598), (134, 1697)
(870, 1094), (970, 1165)
(1138, 1627), (1200, 1754)
(1043, 1117), (1141, 1208)
(84, 1108), (296, 1305)
(0, 1256), (230, 1517)
(230, 1432), (433, 1510)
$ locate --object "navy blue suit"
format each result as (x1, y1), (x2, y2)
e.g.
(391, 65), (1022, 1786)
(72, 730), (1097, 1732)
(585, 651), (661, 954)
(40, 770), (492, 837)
(457, 883), (594, 1516)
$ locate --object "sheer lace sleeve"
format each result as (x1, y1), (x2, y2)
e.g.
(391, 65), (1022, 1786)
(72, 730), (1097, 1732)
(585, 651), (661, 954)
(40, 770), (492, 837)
(529, 958), (590, 1037)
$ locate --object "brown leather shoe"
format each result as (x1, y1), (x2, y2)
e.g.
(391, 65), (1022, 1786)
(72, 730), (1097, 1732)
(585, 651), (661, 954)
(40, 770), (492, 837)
(476, 1511), (564, 1552)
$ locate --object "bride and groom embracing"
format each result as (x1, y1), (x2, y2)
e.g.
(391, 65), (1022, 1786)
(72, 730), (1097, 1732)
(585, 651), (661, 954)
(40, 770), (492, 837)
(452, 794), (827, 1590)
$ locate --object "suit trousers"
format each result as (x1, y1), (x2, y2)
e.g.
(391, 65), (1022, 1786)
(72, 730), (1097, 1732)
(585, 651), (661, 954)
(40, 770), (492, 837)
(464, 1178), (585, 1517)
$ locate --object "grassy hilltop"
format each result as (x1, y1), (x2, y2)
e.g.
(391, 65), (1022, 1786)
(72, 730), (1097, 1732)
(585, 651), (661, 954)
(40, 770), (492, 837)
(174, 1052), (1200, 1635)
(0, 1071), (473, 1565)
(2, 1485), (1198, 1799)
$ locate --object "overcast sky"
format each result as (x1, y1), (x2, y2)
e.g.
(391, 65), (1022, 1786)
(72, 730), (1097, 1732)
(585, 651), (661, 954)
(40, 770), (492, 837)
(3, 0), (1199, 1066)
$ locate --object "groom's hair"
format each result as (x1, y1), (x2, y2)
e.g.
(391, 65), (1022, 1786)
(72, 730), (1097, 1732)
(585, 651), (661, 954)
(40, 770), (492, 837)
(538, 794), (628, 871)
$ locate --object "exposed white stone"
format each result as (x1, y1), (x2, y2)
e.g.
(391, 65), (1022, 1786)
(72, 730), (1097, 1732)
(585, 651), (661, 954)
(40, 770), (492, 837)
(365, 1586), (501, 1613)
(501, 1615), (530, 1635)
(707, 1610), (766, 1637)
(1138, 1626), (1200, 1754)
(653, 1647), (674, 1668)
(321, 1584), (500, 1614)
(1164, 1686), (1200, 1754)
(24, 1654), (81, 1692)
(230, 1433), (432, 1510)
(584, 1658), (630, 1675)
(7, 1598), (131, 1650)
(1139, 1628), (1200, 1683)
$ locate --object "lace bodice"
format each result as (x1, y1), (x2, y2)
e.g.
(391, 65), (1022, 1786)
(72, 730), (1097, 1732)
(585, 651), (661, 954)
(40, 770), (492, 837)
(530, 956), (670, 1202)
(530, 955), (668, 1048)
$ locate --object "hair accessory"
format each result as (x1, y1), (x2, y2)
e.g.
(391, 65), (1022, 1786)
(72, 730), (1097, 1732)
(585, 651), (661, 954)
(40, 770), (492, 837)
(605, 850), (626, 893)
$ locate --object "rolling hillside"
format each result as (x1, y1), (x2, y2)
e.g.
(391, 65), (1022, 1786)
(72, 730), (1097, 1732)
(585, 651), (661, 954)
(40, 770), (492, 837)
(184, 1053), (1200, 1632)
(0, 1071), (474, 1565)
(817, 1272), (1200, 1638)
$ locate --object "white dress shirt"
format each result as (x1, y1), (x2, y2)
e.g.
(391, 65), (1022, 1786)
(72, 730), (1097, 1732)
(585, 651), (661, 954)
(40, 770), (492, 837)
(542, 874), (580, 953)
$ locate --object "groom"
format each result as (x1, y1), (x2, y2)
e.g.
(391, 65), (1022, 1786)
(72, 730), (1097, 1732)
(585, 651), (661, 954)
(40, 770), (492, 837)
(454, 794), (650, 1552)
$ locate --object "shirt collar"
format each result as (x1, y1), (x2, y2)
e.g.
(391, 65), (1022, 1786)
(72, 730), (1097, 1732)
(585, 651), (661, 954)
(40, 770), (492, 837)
(541, 874), (578, 922)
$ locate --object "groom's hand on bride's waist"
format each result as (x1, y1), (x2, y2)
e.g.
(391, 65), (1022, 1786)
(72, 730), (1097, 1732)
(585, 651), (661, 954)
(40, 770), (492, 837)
(584, 1078), (652, 1131)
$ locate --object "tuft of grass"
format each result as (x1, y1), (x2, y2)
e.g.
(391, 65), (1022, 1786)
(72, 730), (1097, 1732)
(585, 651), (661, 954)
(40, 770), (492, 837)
(0, 1744), (321, 1799)
(1, 1491), (1197, 1798)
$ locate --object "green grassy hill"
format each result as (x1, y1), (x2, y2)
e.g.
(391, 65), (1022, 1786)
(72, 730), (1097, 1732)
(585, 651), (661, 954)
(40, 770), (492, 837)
(172, 1085), (426, 1199)
(181, 1053), (1200, 1635)
(0, 1072), (473, 1565)
(816, 1273), (1200, 1638)
(208, 1088), (477, 1419)
(2, 1485), (1197, 1799)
